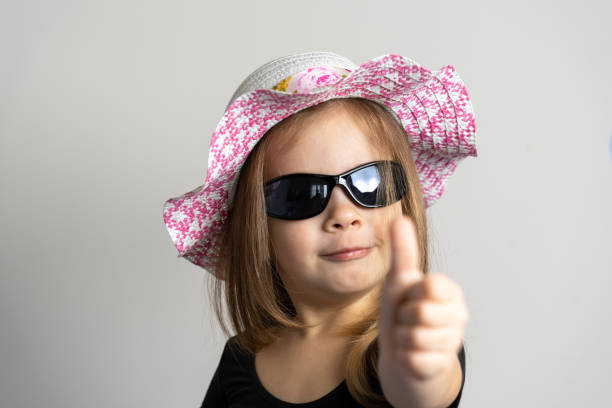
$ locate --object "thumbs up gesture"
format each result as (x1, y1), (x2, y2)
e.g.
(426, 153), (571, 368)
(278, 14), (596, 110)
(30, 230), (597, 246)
(378, 215), (469, 406)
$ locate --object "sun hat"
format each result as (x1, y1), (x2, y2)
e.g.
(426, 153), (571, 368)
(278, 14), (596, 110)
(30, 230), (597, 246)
(162, 51), (477, 278)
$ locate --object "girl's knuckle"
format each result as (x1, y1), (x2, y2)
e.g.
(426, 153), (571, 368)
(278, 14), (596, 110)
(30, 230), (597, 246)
(415, 302), (428, 322)
(409, 328), (423, 347)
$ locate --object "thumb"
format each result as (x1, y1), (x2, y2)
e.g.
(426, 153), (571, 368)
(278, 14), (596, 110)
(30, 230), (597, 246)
(380, 216), (424, 337)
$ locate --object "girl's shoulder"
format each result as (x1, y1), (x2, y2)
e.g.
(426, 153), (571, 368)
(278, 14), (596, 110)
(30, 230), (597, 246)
(213, 335), (255, 385)
(224, 334), (251, 357)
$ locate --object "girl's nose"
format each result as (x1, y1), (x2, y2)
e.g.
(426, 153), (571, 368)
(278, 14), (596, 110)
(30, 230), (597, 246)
(322, 185), (363, 231)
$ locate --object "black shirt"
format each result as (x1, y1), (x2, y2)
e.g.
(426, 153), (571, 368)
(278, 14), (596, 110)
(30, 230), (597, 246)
(201, 336), (466, 407)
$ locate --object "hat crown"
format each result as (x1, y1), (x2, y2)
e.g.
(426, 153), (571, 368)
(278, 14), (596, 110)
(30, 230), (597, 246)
(226, 51), (359, 110)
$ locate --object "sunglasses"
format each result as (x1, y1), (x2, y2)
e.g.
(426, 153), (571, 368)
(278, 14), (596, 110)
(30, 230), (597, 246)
(263, 160), (408, 220)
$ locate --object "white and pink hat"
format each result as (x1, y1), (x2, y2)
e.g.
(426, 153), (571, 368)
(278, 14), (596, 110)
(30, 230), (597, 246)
(163, 52), (478, 278)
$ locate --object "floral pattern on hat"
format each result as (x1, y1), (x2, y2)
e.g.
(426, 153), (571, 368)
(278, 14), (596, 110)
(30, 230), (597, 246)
(272, 66), (351, 94)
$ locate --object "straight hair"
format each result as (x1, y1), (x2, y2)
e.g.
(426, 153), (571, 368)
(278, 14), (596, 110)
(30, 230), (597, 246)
(208, 97), (430, 407)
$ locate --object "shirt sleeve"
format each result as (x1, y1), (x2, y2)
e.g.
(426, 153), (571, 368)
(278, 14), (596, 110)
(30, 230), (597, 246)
(200, 353), (228, 407)
(446, 344), (466, 408)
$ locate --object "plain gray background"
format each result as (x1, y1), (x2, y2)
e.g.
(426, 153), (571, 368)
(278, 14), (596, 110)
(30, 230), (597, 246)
(1, 0), (611, 406)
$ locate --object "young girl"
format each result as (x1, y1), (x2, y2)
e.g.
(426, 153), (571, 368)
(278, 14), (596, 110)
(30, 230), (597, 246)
(163, 52), (477, 408)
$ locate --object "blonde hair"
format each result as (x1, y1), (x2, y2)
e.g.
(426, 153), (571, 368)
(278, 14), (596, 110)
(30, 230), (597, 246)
(208, 97), (430, 407)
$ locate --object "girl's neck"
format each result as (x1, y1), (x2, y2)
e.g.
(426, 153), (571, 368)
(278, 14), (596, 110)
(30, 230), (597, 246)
(283, 283), (382, 341)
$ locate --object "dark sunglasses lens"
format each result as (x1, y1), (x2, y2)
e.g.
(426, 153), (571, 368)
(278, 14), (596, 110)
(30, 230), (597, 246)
(346, 162), (407, 206)
(265, 176), (329, 219)
(346, 164), (381, 206)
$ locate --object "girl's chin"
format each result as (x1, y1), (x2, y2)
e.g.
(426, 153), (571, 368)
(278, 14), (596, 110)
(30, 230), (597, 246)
(322, 269), (383, 294)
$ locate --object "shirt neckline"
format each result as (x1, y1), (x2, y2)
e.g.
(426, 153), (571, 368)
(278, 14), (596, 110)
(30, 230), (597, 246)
(247, 350), (348, 407)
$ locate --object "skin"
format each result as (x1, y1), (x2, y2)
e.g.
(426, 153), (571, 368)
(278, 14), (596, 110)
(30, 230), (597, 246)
(263, 104), (470, 407)
(264, 104), (402, 340)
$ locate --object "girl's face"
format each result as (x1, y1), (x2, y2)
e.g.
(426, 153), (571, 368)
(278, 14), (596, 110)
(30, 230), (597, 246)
(264, 106), (403, 307)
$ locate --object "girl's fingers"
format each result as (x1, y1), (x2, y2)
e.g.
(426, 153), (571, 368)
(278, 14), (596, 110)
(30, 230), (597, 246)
(400, 273), (463, 304)
(394, 325), (464, 352)
(396, 299), (466, 327)
(395, 350), (452, 380)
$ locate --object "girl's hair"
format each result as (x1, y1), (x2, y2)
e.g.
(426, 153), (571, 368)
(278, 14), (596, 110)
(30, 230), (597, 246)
(208, 97), (429, 408)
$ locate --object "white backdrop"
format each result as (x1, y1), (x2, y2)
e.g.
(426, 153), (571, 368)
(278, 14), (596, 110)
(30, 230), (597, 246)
(1, 0), (611, 406)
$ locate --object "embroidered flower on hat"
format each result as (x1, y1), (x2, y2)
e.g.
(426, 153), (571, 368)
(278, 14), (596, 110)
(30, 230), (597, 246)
(272, 66), (351, 94)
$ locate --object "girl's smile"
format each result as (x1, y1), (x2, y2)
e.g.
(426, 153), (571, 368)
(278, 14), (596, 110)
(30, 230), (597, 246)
(320, 246), (372, 262)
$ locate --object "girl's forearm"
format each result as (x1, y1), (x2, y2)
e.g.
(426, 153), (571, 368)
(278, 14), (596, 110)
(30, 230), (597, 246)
(382, 354), (463, 408)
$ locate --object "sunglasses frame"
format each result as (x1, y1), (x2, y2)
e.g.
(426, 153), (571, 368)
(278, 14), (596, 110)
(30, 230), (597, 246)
(263, 160), (407, 220)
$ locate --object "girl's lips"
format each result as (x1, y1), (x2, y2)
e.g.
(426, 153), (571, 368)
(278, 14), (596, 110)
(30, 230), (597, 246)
(321, 247), (371, 261)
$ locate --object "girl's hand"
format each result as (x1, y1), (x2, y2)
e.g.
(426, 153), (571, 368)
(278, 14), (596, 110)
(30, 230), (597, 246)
(378, 215), (469, 404)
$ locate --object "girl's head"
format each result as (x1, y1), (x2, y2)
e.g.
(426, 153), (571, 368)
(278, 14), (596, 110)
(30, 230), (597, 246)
(213, 97), (429, 341)
(163, 52), (477, 281)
